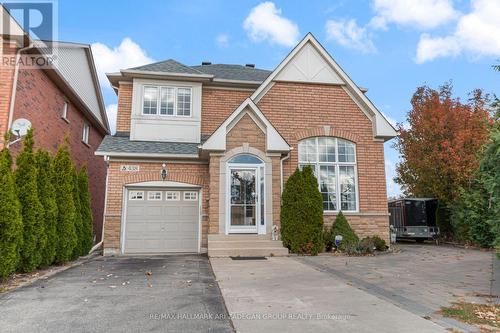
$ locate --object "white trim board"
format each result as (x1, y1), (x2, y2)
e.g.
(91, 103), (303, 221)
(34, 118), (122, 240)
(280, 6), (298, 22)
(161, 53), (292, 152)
(201, 98), (290, 152)
(250, 33), (397, 141)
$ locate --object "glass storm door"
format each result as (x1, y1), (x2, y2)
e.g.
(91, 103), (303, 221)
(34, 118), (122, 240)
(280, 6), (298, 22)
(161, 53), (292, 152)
(229, 168), (259, 233)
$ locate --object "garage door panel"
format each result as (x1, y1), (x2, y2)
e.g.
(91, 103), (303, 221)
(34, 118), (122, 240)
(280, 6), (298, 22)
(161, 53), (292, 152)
(124, 189), (199, 254)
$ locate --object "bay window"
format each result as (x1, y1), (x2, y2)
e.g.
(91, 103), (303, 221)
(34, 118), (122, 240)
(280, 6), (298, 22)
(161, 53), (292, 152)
(298, 137), (358, 212)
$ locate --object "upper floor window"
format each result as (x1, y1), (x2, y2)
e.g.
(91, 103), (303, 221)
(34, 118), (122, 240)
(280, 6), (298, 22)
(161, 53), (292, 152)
(82, 123), (90, 145)
(142, 85), (192, 116)
(298, 137), (357, 212)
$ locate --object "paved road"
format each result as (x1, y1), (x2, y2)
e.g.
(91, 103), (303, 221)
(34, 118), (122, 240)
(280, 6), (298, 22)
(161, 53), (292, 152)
(297, 243), (495, 332)
(211, 256), (448, 333)
(0, 255), (233, 333)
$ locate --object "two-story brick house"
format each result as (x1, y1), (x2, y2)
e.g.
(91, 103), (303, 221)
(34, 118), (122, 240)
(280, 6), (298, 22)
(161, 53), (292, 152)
(96, 33), (396, 256)
(1, 6), (109, 242)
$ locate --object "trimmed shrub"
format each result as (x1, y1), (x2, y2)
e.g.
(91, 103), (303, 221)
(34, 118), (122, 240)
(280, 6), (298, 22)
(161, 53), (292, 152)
(78, 166), (94, 255)
(323, 227), (333, 252)
(15, 129), (46, 272)
(329, 211), (359, 251)
(35, 149), (58, 266)
(53, 144), (77, 263)
(0, 148), (23, 279)
(281, 166), (324, 255)
(371, 236), (387, 251)
(71, 166), (84, 259)
(358, 237), (375, 254)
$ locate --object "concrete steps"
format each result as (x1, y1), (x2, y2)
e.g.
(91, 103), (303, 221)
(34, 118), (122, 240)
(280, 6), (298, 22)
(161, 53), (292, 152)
(208, 234), (289, 257)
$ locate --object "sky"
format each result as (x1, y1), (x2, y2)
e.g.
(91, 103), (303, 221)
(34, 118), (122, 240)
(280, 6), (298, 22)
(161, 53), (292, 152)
(53, 0), (499, 197)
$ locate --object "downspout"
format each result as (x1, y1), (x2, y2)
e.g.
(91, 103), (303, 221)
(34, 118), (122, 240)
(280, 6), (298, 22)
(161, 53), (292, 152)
(280, 151), (291, 194)
(7, 43), (35, 132)
(88, 155), (109, 255)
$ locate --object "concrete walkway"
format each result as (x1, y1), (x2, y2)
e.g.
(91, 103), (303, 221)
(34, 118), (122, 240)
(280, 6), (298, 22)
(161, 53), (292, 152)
(211, 257), (447, 333)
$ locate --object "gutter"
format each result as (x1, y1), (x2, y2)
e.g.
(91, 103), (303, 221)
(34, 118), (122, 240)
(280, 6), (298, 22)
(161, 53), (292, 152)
(7, 42), (35, 132)
(280, 151), (291, 194)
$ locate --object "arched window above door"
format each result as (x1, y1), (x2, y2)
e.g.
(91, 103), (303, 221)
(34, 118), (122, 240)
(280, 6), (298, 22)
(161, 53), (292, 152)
(228, 154), (263, 164)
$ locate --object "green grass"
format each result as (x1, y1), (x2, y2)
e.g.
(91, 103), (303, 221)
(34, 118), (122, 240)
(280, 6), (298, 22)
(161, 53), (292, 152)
(441, 302), (499, 329)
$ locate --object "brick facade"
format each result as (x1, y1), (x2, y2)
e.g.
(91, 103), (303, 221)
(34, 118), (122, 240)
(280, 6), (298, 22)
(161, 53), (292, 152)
(0, 42), (17, 148)
(116, 83), (132, 133)
(257, 82), (389, 240)
(4, 62), (107, 242)
(103, 77), (390, 252)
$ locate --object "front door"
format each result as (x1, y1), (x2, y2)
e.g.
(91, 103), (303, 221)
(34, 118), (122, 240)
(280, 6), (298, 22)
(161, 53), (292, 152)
(229, 168), (260, 233)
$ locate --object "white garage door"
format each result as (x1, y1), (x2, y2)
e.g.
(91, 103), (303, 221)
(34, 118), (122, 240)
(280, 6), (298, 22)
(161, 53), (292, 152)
(124, 188), (199, 253)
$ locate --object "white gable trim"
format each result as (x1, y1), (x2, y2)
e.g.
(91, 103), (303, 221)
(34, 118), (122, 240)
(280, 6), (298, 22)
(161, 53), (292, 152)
(251, 33), (397, 140)
(201, 98), (290, 152)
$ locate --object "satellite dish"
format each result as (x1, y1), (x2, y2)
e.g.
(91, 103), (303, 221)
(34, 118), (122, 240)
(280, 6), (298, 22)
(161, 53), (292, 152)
(11, 118), (32, 137)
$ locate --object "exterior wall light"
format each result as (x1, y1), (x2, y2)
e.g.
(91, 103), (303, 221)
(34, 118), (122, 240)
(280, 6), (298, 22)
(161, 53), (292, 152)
(160, 163), (168, 181)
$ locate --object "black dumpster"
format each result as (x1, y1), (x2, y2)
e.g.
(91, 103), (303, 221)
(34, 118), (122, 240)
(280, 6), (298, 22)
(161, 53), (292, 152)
(388, 198), (439, 242)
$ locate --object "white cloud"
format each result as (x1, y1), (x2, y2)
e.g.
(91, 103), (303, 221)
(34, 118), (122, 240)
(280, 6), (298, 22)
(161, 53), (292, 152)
(325, 19), (376, 53)
(243, 2), (299, 47)
(106, 104), (117, 135)
(370, 0), (458, 30)
(416, 0), (500, 63)
(216, 34), (229, 47)
(91, 38), (154, 89)
(415, 34), (460, 63)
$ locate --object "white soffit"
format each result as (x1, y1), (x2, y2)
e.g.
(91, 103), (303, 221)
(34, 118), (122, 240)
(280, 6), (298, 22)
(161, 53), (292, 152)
(202, 98), (290, 152)
(251, 33), (397, 140)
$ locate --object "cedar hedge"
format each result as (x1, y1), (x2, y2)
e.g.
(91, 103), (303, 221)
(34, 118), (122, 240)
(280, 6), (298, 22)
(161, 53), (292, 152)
(0, 131), (96, 280)
(15, 129), (46, 272)
(0, 148), (23, 279)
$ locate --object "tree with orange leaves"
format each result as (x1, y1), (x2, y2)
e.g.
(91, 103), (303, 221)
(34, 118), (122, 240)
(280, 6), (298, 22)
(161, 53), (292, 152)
(394, 83), (492, 235)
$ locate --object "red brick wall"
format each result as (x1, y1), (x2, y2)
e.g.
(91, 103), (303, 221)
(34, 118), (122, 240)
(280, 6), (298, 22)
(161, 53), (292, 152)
(257, 82), (389, 240)
(9, 65), (107, 242)
(0, 42), (18, 148)
(116, 83), (132, 132)
(201, 88), (252, 135)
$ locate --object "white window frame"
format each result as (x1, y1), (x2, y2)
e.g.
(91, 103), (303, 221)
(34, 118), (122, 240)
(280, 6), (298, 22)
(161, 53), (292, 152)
(298, 137), (358, 213)
(183, 191), (198, 201)
(141, 85), (192, 117)
(147, 191), (162, 201)
(82, 123), (90, 144)
(129, 191), (144, 200)
(165, 191), (180, 201)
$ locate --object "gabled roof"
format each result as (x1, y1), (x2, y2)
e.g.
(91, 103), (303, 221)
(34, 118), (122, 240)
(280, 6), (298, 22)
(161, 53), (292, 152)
(250, 33), (397, 140)
(129, 59), (207, 75)
(202, 98), (290, 152)
(190, 64), (271, 83)
(0, 5), (109, 134)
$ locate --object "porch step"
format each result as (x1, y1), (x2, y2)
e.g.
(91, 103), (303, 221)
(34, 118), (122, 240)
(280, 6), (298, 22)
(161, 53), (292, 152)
(208, 234), (289, 257)
(208, 234), (271, 241)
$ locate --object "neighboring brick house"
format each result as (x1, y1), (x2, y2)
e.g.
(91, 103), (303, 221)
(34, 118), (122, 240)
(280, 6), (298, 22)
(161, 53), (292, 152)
(97, 33), (396, 256)
(1, 7), (109, 243)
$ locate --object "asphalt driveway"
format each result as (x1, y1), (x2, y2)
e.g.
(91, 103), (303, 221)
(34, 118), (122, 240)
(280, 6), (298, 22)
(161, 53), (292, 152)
(0, 255), (233, 333)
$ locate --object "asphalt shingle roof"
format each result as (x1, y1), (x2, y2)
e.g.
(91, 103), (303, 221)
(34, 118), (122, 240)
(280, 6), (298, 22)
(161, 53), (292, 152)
(127, 58), (271, 82)
(191, 64), (271, 82)
(96, 134), (209, 156)
(128, 59), (206, 75)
